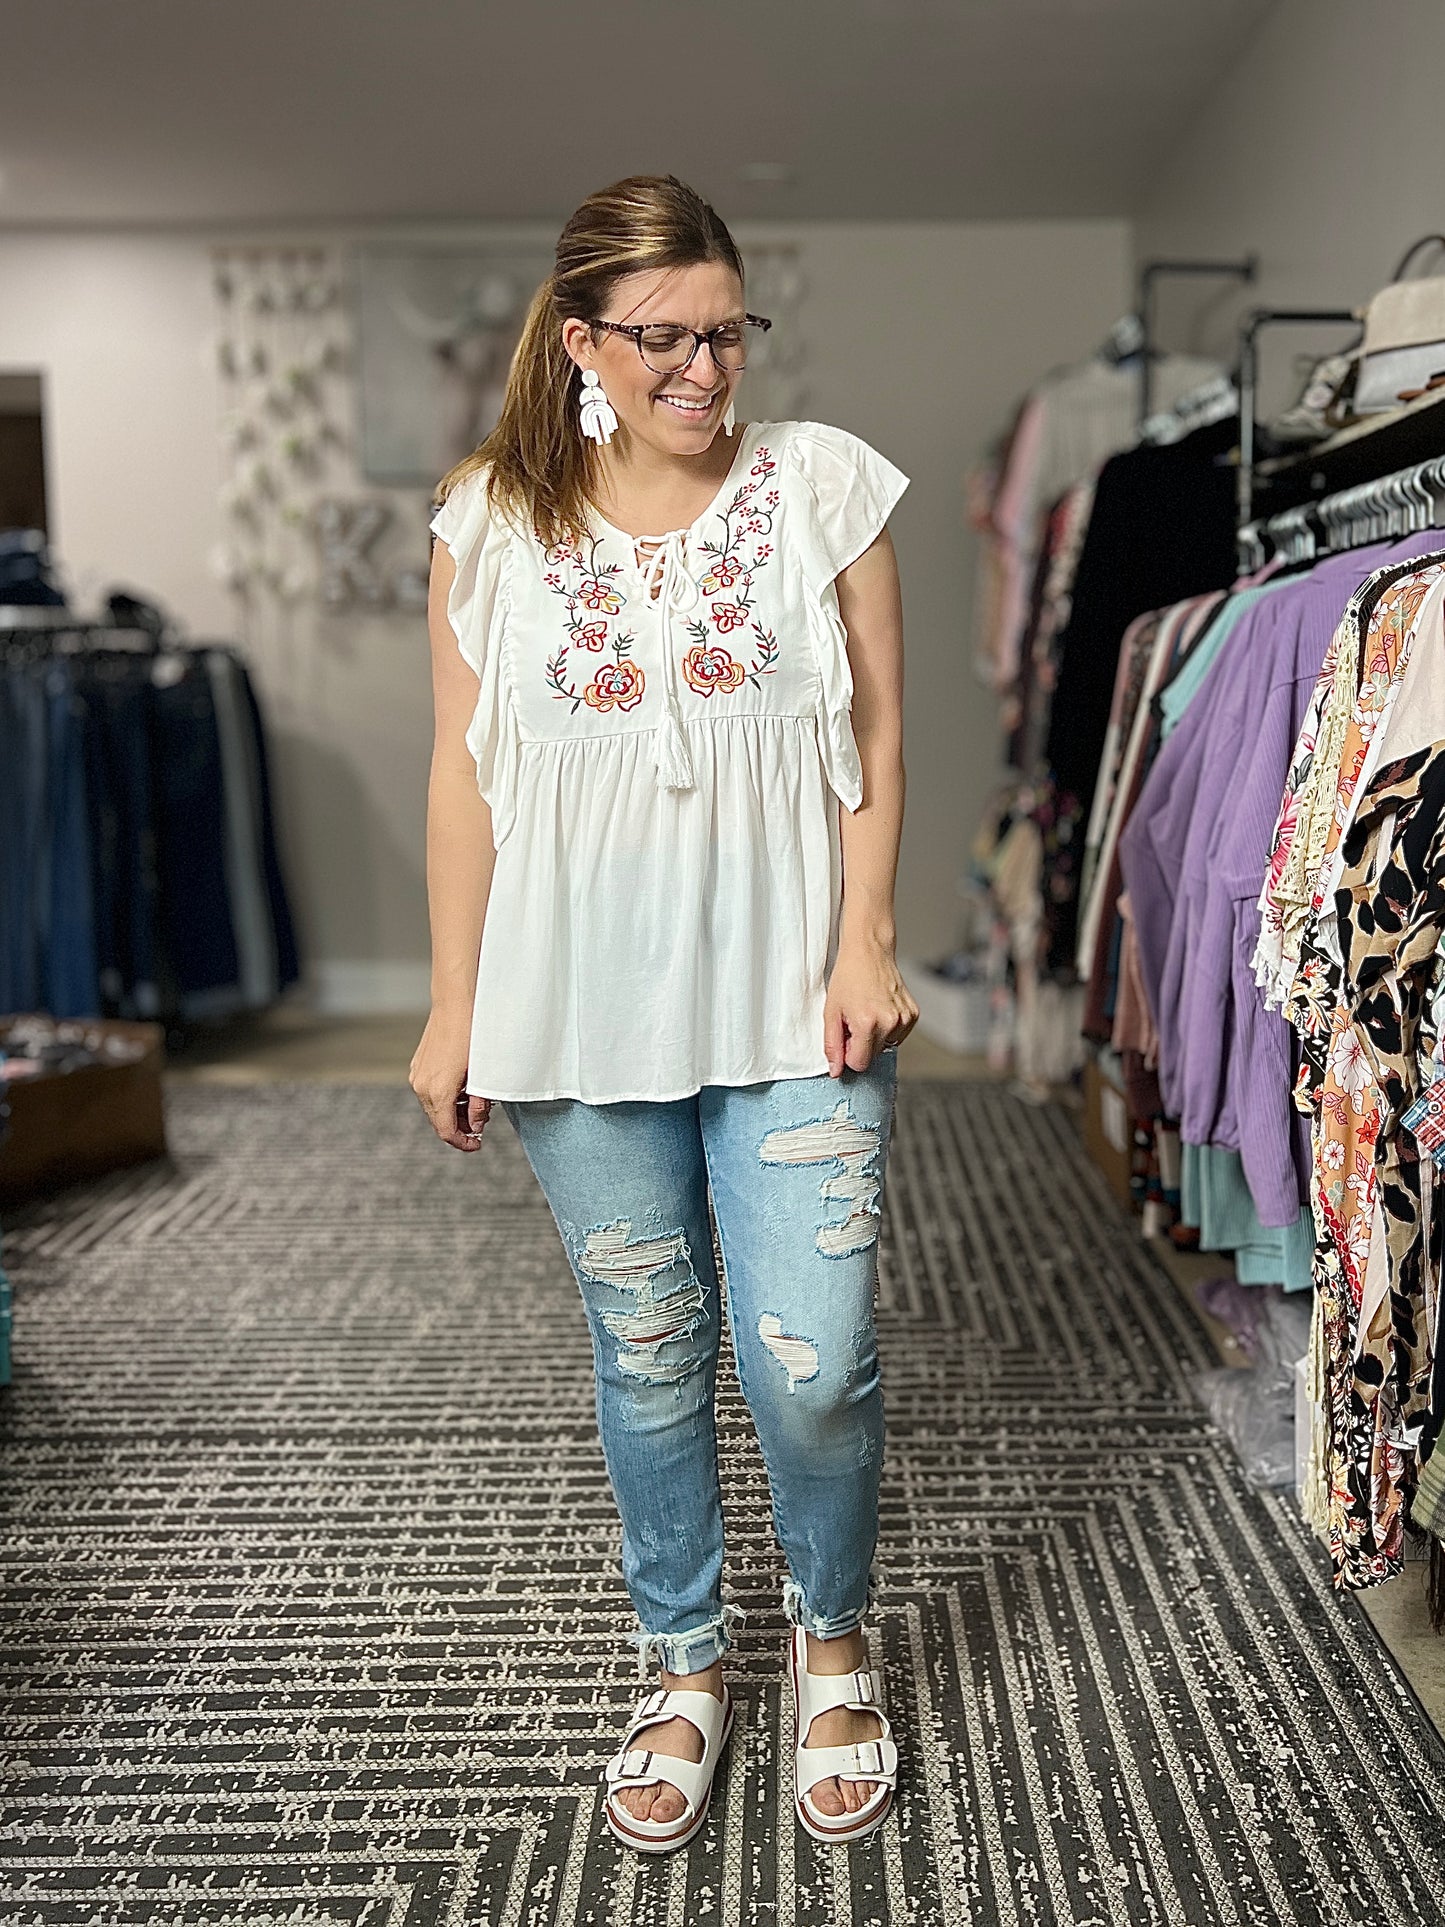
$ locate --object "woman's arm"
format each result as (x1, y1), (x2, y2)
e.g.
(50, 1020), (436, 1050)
(825, 525), (920, 1075)
(408, 538), (499, 1148)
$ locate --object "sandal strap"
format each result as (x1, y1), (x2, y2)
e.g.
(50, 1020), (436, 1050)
(795, 1735), (899, 1800)
(603, 1685), (730, 1815)
(614, 1685), (727, 1751)
(604, 1744), (711, 1815)
(797, 1664), (885, 1723)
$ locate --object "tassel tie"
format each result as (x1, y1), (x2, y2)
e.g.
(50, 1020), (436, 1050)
(637, 529), (699, 792)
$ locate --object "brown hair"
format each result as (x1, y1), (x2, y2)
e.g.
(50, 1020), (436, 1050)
(434, 174), (745, 550)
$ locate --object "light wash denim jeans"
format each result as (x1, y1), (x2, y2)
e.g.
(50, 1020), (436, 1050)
(501, 1048), (898, 1680)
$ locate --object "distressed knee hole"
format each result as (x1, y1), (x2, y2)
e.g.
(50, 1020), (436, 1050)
(758, 1101), (884, 1258)
(757, 1314), (821, 1393)
(577, 1220), (690, 1286)
(578, 1218), (706, 1385)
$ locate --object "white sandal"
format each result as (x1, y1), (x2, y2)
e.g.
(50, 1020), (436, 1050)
(603, 1682), (735, 1855)
(789, 1625), (898, 1843)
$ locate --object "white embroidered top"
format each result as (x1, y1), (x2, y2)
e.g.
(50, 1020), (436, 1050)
(429, 418), (910, 1102)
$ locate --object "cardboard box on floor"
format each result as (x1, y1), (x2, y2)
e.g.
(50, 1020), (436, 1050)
(0, 1017), (168, 1208)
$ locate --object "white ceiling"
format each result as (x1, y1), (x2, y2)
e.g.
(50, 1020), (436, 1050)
(2, 0), (1276, 226)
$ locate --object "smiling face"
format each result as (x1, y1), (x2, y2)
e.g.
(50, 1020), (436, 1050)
(562, 259), (746, 460)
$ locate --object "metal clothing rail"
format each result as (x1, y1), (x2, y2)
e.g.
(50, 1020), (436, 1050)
(1137, 255), (1257, 423)
(1235, 306), (1363, 524)
(1237, 451), (1445, 572)
(0, 620), (226, 661)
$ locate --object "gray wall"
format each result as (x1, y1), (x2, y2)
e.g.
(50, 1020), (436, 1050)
(0, 218), (1132, 1007)
(1137, 0), (1445, 411)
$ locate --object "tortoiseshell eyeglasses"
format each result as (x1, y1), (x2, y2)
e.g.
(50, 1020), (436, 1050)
(589, 314), (772, 375)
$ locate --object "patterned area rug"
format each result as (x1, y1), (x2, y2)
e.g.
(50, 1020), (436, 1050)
(2, 1078), (1443, 1926)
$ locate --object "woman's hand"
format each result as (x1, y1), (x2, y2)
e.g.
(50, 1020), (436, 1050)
(410, 1005), (492, 1149)
(823, 934), (920, 1075)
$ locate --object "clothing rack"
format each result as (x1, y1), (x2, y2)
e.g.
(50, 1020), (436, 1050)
(2, 614), (178, 647)
(1237, 451), (1445, 572)
(0, 621), (245, 675)
(0, 625), (299, 1028)
(1235, 306), (1363, 524)
(1136, 255), (1257, 423)
(1139, 371), (1240, 445)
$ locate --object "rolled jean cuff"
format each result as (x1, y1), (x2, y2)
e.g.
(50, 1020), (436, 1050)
(626, 1601), (748, 1680)
(780, 1576), (874, 1638)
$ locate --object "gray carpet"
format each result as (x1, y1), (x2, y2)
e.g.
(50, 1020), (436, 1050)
(1, 1077), (1443, 1926)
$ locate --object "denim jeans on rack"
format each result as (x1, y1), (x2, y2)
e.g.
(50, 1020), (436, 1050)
(42, 660), (99, 1018)
(0, 662), (49, 1012)
(150, 658), (240, 1012)
(79, 658), (162, 1018)
(501, 1048), (899, 1679)
(0, 657), (97, 1019)
(234, 657), (299, 993)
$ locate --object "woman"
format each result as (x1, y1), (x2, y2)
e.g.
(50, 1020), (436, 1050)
(410, 174), (917, 1855)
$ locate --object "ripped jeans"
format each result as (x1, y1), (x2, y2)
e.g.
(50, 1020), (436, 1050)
(500, 1049), (898, 1681)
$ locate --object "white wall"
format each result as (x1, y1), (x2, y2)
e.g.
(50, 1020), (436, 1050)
(1137, 0), (1445, 411)
(0, 218), (1131, 1006)
(0, 235), (229, 631)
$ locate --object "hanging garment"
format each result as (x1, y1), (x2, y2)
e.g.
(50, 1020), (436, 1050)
(1254, 564), (1445, 1588)
(77, 654), (162, 1018)
(1077, 592), (1222, 997)
(429, 421), (910, 1104)
(1041, 414), (1239, 969)
(970, 351), (1222, 691)
(208, 651), (281, 1013)
(1122, 540), (1445, 1226)
(0, 657), (97, 1019)
(1302, 738), (1445, 1586)
(1257, 555), (1445, 1011)
(0, 640), (298, 1025)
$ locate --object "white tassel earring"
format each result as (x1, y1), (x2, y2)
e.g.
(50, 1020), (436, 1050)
(578, 368), (618, 446)
(723, 395), (737, 434)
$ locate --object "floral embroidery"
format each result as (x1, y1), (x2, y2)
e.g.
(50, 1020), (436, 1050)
(584, 661), (646, 712)
(699, 554), (743, 593)
(684, 444), (782, 692)
(542, 535), (642, 714)
(577, 576), (622, 614)
(536, 438), (789, 714)
(682, 645), (747, 698)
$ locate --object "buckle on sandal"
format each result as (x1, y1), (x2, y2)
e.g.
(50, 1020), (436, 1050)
(854, 1740), (884, 1776)
(851, 1670), (877, 1704)
(614, 1747), (655, 1782)
(639, 1687), (670, 1718)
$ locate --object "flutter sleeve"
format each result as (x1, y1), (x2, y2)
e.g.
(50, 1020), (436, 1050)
(789, 420), (911, 579)
(429, 471), (521, 844)
(787, 422), (910, 812)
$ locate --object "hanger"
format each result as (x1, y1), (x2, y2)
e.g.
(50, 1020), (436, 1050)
(1098, 313), (1148, 365)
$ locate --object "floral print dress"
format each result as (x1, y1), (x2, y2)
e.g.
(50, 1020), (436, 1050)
(429, 420), (909, 1103)
(1266, 563), (1445, 1587)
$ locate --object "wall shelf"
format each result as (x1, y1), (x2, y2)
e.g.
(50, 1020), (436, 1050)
(1255, 385), (1445, 511)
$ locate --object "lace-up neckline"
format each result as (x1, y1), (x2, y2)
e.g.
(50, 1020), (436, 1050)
(632, 535), (669, 601)
(586, 425), (758, 594)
